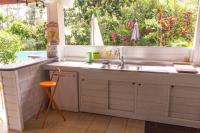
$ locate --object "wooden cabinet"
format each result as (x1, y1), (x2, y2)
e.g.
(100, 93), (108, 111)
(136, 83), (169, 120)
(169, 85), (200, 121)
(108, 81), (136, 112)
(51, 71), (78, 112)
(78, 70), (200, 128)
(79, 76), (108, 114)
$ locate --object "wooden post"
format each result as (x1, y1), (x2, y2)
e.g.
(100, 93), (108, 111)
(46, 1), (65, 58)
(192, 1), (200, 65)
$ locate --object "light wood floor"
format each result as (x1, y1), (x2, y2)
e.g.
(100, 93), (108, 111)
(6, 111), (145, 133)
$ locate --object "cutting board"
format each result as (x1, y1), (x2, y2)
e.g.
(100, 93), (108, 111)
(174, 64), (198, 73)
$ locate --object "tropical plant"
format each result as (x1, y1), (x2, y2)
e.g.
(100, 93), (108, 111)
(64, 0), (198, 47)
(34, 22), (47, 50)
(7, 20), (47, 50)
(8, 20), (34, 38)
(0, 30), (22, 64)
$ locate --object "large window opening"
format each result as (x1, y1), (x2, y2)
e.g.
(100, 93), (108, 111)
(0, 3), (47, 64)
(64, 0), (199, 47)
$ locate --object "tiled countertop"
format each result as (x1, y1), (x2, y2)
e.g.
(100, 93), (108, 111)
(0, 57), (57, 71)
(44, 60), (200, 75)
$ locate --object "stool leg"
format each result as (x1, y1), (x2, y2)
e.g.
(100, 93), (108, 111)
(41, 88), (53, 128)
(36, 103), (43, 120)
(44, 88), (66, 121)
(52, 99), (66, 121)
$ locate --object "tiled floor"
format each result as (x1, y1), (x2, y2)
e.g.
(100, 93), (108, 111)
(5, 111), (145, 133)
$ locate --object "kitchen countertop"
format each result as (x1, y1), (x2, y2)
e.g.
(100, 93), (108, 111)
(0, 57), (57, 71)
(44, 60), (200, 75)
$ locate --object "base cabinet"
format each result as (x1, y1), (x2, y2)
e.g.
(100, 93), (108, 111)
(169, 85), (200, 121)
(108, 81), (136, 112)
(51, 71), (78, 112)
(80, 77), (108, 114)
(136, 83), (169, 120)
(78, 70), (200, 128)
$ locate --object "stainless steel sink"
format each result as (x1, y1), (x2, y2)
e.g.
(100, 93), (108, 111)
(54, 61), (172, 73)
(139, 65), (172, 73)
(123, 64), (140, 71)
(82, 63), (104, 69)
(101, 64), (139, 71)
(54, 61), (85, 67)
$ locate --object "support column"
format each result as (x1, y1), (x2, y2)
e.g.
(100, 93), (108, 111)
(192, 1), (200, 65)
(47, 1), (65, 58)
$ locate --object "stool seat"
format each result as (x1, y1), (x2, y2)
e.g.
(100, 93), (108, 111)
(39, 81), (57, 88)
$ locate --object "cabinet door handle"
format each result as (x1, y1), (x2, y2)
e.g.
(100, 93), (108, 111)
(81, 78), (85, 81)
(132, 82), (135, 85)
(171, 85), (174, 88)
(138, 83), (141, 86)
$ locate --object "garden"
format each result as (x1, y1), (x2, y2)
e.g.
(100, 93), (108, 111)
(0, 3), (47, 64)
(64, 0), (199, 47)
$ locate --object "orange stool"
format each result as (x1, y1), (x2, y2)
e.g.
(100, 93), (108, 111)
(36, 68), (66, 128)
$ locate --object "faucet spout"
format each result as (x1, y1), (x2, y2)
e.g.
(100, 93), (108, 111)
(120, 55), (125, 67)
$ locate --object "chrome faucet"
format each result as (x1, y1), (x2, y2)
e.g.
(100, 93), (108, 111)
(114, 47), (125, 69)
(114, 48), (120, 59)
(120, 55), (125, 68)
(119, 47), (125, 68)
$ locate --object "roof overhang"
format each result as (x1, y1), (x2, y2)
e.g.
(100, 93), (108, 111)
(0, 0), (55, 5)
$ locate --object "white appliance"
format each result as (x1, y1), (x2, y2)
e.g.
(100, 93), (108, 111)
(50, 71), (78, 112)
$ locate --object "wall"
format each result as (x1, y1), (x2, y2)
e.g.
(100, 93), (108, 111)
(17, 63), (49, 122)
(62, 45), (192, 63)
(2, 71), (23, 131)
(1, 62), (49, 131)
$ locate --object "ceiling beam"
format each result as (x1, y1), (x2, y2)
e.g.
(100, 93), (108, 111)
(0, 0), (42, 5)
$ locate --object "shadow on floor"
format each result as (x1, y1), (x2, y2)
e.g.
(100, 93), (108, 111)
(145, 121), (200, 133)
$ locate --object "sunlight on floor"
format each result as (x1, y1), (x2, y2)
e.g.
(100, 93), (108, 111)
(0, 83), (8, 133)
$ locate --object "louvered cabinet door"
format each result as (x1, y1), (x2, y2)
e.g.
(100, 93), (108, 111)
(136, 83), (169, 121)
(169, 85), (200, 121)
(108, 81), (136, 112)
(80, 77), (108, 114)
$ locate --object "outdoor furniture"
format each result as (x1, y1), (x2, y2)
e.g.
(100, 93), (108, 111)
(36, 68), (66, 128)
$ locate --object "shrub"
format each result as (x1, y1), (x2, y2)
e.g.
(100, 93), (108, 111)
(64, 0), (198, 47)
(0, 30), (22, 64)
(8, 20), (34, 38)
(8, 20), (47, 50)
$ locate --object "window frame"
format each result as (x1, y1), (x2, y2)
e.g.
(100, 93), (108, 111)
(50, 1), (200, 64)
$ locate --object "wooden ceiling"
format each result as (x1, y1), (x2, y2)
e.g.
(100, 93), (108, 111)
(0, 0), (40, 5)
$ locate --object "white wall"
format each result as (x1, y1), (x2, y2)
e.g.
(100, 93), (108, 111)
(1, 62), (49, 131)
(62, 45), (192, 63)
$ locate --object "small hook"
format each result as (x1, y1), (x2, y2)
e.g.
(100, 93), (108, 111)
(26, 0), (28, 6)
(36, 0), (38, 7)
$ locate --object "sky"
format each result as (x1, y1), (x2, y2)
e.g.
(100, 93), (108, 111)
(0, 3), (47, 22)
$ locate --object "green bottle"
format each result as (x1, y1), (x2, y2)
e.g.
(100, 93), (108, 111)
(87, 52), (92, 63)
